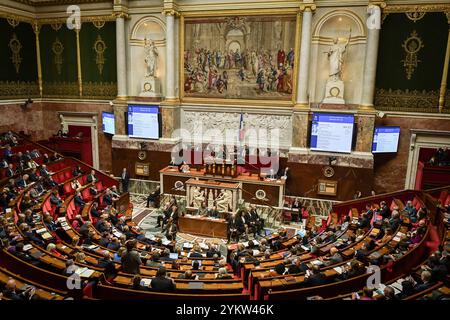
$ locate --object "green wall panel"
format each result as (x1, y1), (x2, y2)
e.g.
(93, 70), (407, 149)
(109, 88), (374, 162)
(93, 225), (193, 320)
(376, 12), (448, 91)
(80, 21), (117, 82)
(0, 18), (37, 82)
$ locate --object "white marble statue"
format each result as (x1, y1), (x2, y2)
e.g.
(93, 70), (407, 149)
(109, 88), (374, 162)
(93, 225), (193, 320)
(144, 38), (158, 78)
(216, 189), (232, 212)
(325, 31), (351, 80)
(192, 186), (205, 208)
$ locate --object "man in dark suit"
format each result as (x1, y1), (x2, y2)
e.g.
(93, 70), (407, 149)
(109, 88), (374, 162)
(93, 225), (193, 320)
(28, 169), (39, 182)
(0, 158), (9, 168)
(90, 202), (101, 218)
(162, 205), (179, 231)
(146, 186), (160, 208)
(42, 153), (50, 164)
(39, 165), (51, 178)
(121, 168), (130, 193)
(150, 267), (176, 292)
(16, 174), (29, 189)
(227, 213), (244, 242)
(5, 163), (14, 177)
(102, 189), (114, 206)
(49, 190), (63, 213)
(379, 201), (391, 219)
(74, 191), (86, 210)
(248, 204), (263, 236)
(414, 270), (434, 292)
(303, 265), (327, 287)
(87, 170), (98, 184)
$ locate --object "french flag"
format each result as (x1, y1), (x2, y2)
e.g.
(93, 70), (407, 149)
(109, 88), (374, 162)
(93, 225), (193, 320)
(239, 113), (245, 142)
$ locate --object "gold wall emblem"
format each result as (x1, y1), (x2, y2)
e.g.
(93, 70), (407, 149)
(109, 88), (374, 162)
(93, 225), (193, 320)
(401, 30), (424, 80)
(405, 11), (426, 23)
(93, 35), (107, 75)
(9, 33), (22, 74)
(52, 37), (64, 75)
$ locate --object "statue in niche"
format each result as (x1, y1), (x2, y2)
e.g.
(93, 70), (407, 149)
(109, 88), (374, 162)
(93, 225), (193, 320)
(325, 29), (351, 81)
(144, 38), (158, 78)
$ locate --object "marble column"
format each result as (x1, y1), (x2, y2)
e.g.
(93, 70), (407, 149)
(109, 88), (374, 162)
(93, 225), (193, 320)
(355, 113), (375, 152)
(291, 112), (310, 148)
(360, 2), (384, 109)
(296, 4), (315, 106)
(113, 103), (127, 136)
(164, 11), (176, 101)
(115, 13), (127, 99)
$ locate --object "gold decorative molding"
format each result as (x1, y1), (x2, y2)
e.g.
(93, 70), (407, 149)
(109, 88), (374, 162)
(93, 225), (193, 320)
(92, 20), (106, 29)
(82, 82), (117, 99)
(0, 81), (39, 98)
(33, 22), (43, 97)
(384, 4), (450, 14)
(405, 11), (426, 23)
(7, 17), (20, 28)
(42, 81), (79, 97)
(439, 28), (450, 113)
(401, 30), (424, 80)
(75, 28), (82, 97)
(93, 35), (107, 76)
(8, 33), (22, 74)
(291, 11), (302, 105)
(299, 3), (316, 12)
(50, 23), (62, 31)
(369, 1), (387, 9)
(374, 88), (449, 113)
(162, 9), (180, 17)
(113, 11), (129, 19)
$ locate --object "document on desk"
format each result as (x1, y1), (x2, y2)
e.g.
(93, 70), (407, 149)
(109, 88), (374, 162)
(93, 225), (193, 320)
(23, 244), (33, 251)
(333, 266), (344, 274)
(80, 268), (95, 278)
(162, 239), (171, 246)
(183, 242), (193, 249)
(140, 278), (152, 287)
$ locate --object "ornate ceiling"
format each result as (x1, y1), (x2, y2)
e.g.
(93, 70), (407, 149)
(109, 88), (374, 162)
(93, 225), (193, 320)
(12, 0), (110, 6)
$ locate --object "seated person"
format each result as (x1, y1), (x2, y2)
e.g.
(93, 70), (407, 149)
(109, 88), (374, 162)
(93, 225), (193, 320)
(196, 202), (208, 216)
(150, 267), (175, 292)
(86, 170), (98, 184)
(208, 205), (220, 218)
(146, 186), (161, 208)
(179, 161), (190, 173)
(71, 179), (82, 191)
(74, 191), (86, 210)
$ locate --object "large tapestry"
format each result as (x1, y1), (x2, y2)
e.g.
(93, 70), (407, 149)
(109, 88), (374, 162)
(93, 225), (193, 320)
(183, 15), (297, 101)
(0, 18), (39, 98)
(375, 12), (449, 113)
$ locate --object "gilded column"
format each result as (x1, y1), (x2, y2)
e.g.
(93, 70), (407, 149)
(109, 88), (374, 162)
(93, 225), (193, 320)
(438, 13), (450, 113)
(114, 11), (128, 100)
(296, 2), (316, 107)
(75, 27), (82, 97)
(33, 22), (43, 98)
(163, 9), (178, 102)
(360, 1), (386, 109)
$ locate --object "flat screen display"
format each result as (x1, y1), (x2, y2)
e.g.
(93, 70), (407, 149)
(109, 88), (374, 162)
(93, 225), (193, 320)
(127, 105), (159, 139)
(310, 113), (354, 153)
(372, 126), (400, 153)
(102, 112), (115, 135)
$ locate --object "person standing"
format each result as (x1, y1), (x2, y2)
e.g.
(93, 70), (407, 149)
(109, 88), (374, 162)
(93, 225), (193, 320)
(121, 167), (130, 193)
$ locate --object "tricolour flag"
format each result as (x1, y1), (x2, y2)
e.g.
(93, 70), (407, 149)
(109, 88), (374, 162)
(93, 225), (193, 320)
(239, 113), (245, 142)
